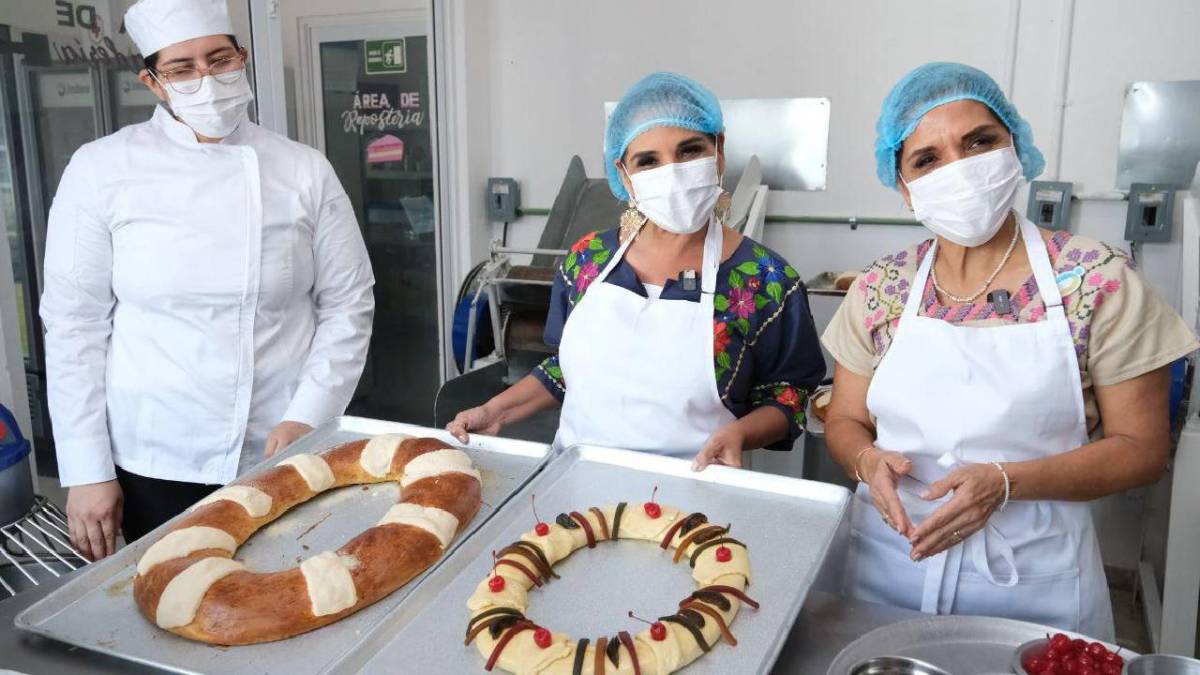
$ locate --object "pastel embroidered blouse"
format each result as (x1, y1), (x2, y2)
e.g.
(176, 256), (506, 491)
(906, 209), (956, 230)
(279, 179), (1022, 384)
(821, 231), (1200, 435)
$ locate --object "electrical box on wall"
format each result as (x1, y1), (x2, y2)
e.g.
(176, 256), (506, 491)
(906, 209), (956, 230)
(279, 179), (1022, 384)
(486, 178), (520, 222)
(1026, 181), (1073, 231)
(1124, 183), (1175, 243)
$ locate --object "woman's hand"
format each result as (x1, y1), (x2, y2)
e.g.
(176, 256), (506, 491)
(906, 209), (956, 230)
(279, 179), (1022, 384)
(67, 480), (123, 561)
(446, 404), (502, 444)
(861, 449), (916, 537)
(264, 420), (314, 458)
(692, 421), (747, 471)
(909, 462), (1006, 560)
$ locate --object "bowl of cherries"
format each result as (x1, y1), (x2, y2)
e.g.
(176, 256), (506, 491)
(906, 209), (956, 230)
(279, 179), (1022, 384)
(1013, 632), (1126, 675)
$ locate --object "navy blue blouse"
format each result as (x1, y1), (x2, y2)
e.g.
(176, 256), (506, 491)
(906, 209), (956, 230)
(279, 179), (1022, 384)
(532, 227), (825, 449)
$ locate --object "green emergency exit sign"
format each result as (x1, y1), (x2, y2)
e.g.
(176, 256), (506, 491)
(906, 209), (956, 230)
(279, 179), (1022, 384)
(364, 39), (407, 75)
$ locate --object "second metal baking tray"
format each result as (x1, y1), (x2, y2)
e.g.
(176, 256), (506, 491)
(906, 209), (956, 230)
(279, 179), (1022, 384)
(14, 416), (551, 675)
(326, 444), (853, 674)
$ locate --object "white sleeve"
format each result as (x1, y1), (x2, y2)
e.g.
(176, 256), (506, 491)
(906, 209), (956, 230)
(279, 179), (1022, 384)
(282, 157), (375, 426)
(39, 148), (116, 487)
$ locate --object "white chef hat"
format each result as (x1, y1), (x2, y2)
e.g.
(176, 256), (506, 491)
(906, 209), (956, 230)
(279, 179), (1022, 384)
(124, 0), (234, 58)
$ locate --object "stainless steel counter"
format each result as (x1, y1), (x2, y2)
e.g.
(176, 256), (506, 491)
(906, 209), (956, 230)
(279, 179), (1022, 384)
(2, 569), (922, 674)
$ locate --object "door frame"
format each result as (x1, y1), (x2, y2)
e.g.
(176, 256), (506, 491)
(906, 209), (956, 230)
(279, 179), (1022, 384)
(297, 8), (452, 390)
(297, 11), (427, 152)
(247, 0), (287, 135)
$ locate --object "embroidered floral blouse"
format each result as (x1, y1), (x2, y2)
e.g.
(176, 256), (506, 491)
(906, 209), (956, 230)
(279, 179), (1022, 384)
(532, 227), (825, 449)
(821, 231), (1200, 436)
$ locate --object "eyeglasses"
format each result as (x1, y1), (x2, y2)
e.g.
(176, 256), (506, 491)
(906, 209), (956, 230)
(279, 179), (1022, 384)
(154, 53), (245, 95)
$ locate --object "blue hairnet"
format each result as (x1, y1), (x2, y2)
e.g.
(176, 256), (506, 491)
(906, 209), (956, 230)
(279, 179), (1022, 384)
(604, 72), (724, 201)
(874, 62), (1045, 189)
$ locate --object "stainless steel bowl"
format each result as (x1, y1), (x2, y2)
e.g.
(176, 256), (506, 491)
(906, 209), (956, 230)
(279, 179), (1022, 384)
(1124, 654), (1200, 675)
(848, 656), (952, 675)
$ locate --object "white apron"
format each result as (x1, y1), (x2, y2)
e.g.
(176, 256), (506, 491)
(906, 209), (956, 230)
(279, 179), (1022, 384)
(554, 220), (736, 457)
(844, 215), (1114, 639)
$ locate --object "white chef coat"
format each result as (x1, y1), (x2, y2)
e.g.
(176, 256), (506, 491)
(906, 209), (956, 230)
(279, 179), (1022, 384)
(41, 106), (375, 487)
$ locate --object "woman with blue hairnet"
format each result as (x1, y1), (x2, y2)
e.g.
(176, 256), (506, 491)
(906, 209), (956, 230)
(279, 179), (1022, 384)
(450, 72), (825, 468)
(821, 63), (1199, 637)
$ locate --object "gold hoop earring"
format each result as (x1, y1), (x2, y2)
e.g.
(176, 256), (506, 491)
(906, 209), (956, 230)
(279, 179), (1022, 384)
(714, 191), (732, 226)
(619, 200), (645, 243)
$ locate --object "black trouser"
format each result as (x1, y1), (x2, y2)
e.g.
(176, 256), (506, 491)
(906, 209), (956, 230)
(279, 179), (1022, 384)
(114, 466), (220, 543)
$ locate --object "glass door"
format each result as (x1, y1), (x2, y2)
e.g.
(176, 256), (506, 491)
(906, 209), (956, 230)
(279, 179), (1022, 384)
(107, 67), (159, 129)
(303, 16), (444, 425)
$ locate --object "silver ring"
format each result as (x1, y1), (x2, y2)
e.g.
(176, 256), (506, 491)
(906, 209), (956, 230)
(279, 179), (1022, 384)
(952, 530), (963, 543)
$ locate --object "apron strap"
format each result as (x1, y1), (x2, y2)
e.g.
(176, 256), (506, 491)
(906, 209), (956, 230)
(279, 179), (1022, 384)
(1019, 215), (1065, 309)
(593, 228), (637, 286)
(700, 216), (722, 294)
(903, 240), (936, 319)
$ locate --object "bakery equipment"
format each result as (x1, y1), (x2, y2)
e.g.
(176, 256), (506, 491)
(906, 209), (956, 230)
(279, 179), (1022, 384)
(0, 495), (87, 601)
(0, 404), (87, 601)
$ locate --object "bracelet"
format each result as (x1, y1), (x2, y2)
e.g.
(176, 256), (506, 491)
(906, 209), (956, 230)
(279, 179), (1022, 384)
(853, 445), (877, 483)
(991, 461), (1010, 511)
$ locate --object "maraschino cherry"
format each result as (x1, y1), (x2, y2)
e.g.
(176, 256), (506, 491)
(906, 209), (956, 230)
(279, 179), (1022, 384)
(643, 486), (662, 519)
(715, 545), (733, 563)
(628, 610), (667, 641)
(533, 627), (552, 649)
(532, 494), (550, 536)
(488, 550), (505, 592)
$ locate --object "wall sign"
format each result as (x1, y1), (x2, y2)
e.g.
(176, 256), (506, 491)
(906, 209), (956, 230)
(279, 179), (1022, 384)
(364, 39), (406, 75)
(341, 89), (424, 135)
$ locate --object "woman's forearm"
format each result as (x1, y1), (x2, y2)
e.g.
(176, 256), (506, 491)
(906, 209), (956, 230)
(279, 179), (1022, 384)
(824, 415), (879, 480)
(1007, 367), (1171, 501)
(485, 374), (561, 427)
(735, 406), (790, 450)
(1005, 434), (1167, 502)
(823, 365), (884, 480)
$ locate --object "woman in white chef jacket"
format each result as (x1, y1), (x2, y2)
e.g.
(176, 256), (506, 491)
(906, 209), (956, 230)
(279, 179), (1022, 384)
(822, 62), (1200, 639)
(40, 0), (374, 560)
(449, 72), (825, 466)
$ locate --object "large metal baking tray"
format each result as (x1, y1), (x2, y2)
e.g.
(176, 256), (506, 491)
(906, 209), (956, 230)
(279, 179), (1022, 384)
(14, 416), (551, 674)
(826, 615), (1129, 674)
(326, 444), (852, 674)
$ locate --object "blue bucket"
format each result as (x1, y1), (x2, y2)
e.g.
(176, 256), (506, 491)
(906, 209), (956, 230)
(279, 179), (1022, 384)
(0, 404), (35, 525)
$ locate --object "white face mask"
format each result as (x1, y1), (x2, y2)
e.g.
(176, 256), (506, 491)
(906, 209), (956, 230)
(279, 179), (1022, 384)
(625, 155), (722, 234)
(903, 145), (1023, 247)
(162, 70), (254, 139)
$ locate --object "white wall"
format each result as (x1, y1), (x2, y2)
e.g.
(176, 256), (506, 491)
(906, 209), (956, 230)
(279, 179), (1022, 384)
(266, 0), (1200, 341)
(462, 0), (1200, 292)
